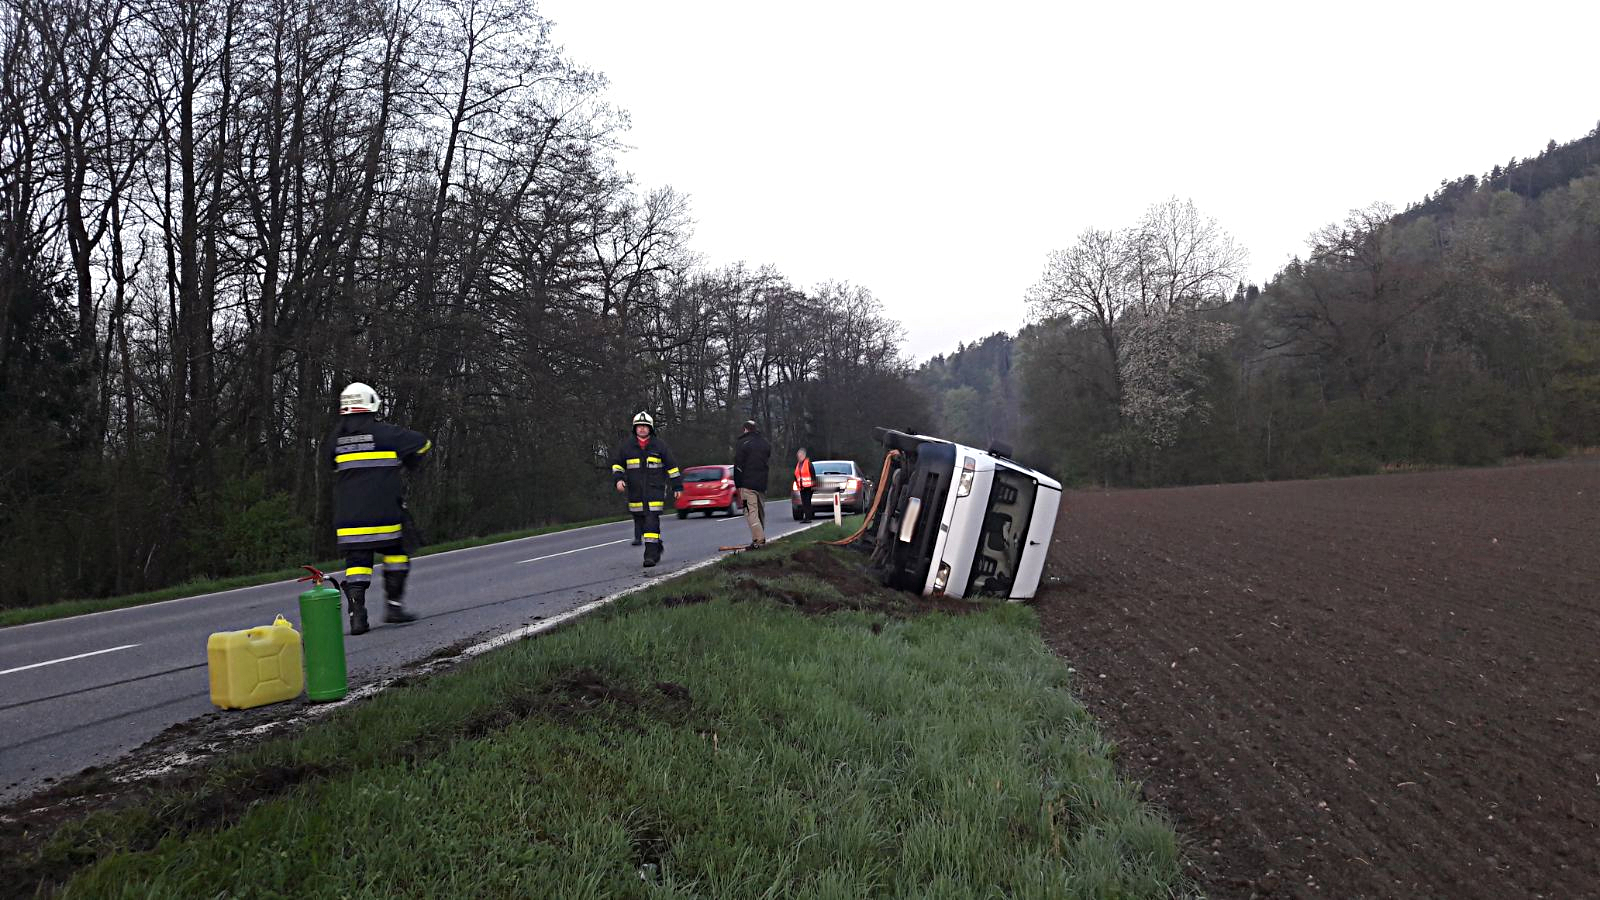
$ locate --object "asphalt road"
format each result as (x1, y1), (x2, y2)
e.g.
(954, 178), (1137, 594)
(0, 500), (811, 803)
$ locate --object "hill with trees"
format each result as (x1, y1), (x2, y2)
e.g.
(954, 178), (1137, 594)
(921, 122), (1600, 487)
(908, 332), (1020, 452)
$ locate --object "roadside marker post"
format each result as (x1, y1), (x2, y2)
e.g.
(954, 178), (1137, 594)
(833, 493), (842, 527)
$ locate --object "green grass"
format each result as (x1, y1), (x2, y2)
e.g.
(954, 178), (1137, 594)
(13, 528), (1182, 899)
(0, 516), (628, 629)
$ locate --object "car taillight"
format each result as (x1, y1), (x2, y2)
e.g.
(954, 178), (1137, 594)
(846, 477), (860, 491)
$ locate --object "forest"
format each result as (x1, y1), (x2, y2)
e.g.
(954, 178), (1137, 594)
(4, 0), (1594, 611)
(917, 124), (1600, 486)
(0, 0), (921, 608)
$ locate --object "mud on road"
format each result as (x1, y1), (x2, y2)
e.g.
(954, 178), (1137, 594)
(1035, 461), (1599, 899)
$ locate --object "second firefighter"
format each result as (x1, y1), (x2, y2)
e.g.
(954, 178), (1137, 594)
(611, 411), (682, 567)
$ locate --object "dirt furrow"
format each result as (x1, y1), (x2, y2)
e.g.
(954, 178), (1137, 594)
(1037, 460), (1600, 898)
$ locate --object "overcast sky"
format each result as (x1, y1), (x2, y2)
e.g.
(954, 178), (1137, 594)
(538, 0), (1600, 361)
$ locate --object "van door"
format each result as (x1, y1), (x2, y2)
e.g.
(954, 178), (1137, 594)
(1009, 483), (1062, 600)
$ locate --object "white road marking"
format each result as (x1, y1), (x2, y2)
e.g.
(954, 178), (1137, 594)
(114, 520), (827, 785)
(516, 539), (630, 564)
(0, 511), (722, 631)
(0, 517), (647, 631)
(1, 644), (141, 676)
(471, 520), (825, 655)
(2, 502), (801, 634)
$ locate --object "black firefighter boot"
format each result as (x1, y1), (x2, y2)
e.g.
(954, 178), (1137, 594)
(643, 540), (663, 569)
(344, 583), (370, 636)
(383, 570), (417, 624)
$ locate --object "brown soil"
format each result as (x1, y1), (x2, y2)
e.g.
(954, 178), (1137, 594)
(721, 544), (983, 617)
(1034, 461), (1600, 899)
(444, 668), (693, 741)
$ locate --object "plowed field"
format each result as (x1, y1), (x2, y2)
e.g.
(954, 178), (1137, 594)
(1035, 461), (1600, 899)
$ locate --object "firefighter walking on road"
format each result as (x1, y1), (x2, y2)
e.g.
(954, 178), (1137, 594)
(328, 382), (433, 635)
(611, 411), (682, 567)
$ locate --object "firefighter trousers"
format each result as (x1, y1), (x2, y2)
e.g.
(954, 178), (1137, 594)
(629, 504), (663, 563)
(344, 540), (410, 601)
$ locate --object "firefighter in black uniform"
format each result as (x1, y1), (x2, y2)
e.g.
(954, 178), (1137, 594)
(328, 382), (433, 634)
(610, 411), (682, 567)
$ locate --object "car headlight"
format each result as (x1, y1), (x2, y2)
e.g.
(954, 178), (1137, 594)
(931, 562), (951, 595)
(956, 456), (976, 498)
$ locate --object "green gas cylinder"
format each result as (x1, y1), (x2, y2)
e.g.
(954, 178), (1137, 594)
(297, 567), (348, 701)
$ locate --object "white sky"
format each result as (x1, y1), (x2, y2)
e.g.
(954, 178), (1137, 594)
(538, 0), (1600, 361)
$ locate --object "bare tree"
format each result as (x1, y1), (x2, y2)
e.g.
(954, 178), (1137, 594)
(1026, 226), (1131, 395)
(1027, 198), (1245, 447)
(1130, 196), (1248, 315)
(1266, 203), (1450, 402)
(0, 0), (928, 607)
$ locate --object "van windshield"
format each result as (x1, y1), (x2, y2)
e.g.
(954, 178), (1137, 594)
(969, 467), (1038, 597)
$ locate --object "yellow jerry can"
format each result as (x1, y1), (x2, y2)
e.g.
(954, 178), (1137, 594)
(207, 615), (305, 710)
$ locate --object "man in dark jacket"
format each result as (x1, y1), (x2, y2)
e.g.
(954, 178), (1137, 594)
(733, 419), (772, 546)
(328, 382), (432, 635)
(610, 411), (682, 567)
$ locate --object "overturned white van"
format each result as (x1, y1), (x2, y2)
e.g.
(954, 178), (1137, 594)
(857, 428), (1062, 601)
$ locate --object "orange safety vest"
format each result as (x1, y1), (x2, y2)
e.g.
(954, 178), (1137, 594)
(794, 458), (815, 489)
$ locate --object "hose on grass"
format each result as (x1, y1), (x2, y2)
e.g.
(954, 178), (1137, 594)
(825, 449), (901, 547)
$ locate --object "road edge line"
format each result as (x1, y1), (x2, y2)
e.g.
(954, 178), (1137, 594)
(415, 518), (823, 664)
(2, 510), (792, 632)
(113, 520), (822, 783)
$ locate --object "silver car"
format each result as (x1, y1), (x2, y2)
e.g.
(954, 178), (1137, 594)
(791, 459), (875, 519)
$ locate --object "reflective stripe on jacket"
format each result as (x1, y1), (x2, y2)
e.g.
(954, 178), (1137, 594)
(328, 413), (431, 545)
(609, 432), (681, 504)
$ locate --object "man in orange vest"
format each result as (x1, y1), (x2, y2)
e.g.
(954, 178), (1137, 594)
(793, 447), (817, 522)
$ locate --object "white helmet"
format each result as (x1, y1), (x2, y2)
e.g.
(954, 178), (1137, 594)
(340, 382), (382, 415)
(632, 410), (654, 432)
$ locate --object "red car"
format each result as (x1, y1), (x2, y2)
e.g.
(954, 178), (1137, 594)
(675, 465), (742, 518)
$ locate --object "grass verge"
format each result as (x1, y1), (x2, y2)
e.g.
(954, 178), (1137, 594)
(0, 515), (628, 629)
(6, 526), (1182, 898)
